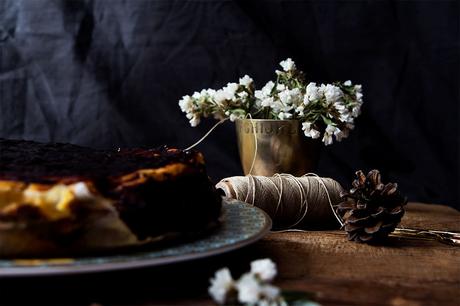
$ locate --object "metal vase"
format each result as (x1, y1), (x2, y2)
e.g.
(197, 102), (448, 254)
(235, 119), (320, 176)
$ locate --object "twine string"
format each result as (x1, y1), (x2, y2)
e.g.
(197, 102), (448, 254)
(185, 118), (229, 151)
(216, 174), (344, 230)
(280, 173), (308, 228)
(245, 113), (257, 175)
(303, 173), (344, 226)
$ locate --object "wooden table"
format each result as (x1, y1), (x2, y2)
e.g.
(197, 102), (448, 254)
(1, 203), (459, 306)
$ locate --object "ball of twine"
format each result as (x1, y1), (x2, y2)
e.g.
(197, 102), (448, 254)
(216, 174), (345, 230)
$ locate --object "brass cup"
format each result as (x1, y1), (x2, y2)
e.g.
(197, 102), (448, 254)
(235, 119), (320, 176)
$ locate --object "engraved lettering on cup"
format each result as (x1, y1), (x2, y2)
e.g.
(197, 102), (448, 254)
(264, 123), (274, 135)
(244, 122), (252, 134)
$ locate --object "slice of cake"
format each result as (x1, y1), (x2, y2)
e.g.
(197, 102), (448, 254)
(0, 139), (222, 257)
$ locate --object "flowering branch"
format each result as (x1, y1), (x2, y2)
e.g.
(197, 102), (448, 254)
(179, 58), (363, 146)
(209, 258), (320, 306)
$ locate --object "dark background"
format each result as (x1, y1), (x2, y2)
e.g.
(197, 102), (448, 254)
(0, 0), (458, 208)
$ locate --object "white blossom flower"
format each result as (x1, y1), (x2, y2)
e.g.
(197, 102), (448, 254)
(317, 83), (326, 95)
(295, 105), (305, 115)
(236, 273), (261, 304)
(209, 259), (288, 306)
(278, 90), (290, 105)
(230, 113), (244, 122)
(276, 83), (286, 91)
(339, 112), (353, 123)
(334, 101), (346, 112)
(278, 112), (292, 120)
(325, 124), (338, 134)
(279, 58), (296, 72)
(238, 91), (249, 99)
(354, 85), (363, 102)
(191, 91), (201, 99)
(305, 82), (320, 102)
(352, 104), (362, 117)
(223, 82), (239, 100)
(344, 80), (352, 86)
(278, 88), (301, 106)
(213, 90), (227, 105)
(302, 122), (321, 139)
(322, 125), (338, 145)
(291, 88), (303, 105)
(261, 97), (275, 108)
(258, 300), (288, 306)
(255, 81), (275, 103)
(189, 115), (200, 127)
(269, 99), (286, 113)
(334, 102), (352, 123)
(262, 81), (275, 96)
(260, 284), (281, 300)
(253, 99), (262, 108)
(302, 121), (312, 134)
(239, 75), (254, 87)
(255, 90), (264, 100)
(322, 133), (333, 145)
(209, 268), (235, 304)
(199, 89), (207, 96)
(324, 84), (343, 104)
(309, 129), (321, 139)
(226, 82), (239, 92)
(334, 128), (348, 142)
(179, 95), (193, 113)
(281, 104), (294, 113)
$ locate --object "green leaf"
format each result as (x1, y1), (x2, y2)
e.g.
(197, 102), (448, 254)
(321, 115), (333, 126)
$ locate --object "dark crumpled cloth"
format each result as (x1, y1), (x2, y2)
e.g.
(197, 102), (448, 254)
(0, 0), (458, 208)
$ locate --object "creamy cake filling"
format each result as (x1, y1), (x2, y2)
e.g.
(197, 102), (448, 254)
(0, 181), (105, 221)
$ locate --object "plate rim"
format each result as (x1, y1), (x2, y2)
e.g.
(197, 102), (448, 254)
(0, 200), (271, 277)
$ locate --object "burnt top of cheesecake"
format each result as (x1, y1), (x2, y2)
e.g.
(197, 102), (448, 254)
(0, 139), (203, 184)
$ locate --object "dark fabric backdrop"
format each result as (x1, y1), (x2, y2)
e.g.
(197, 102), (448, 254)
(0, 0), (458, 208)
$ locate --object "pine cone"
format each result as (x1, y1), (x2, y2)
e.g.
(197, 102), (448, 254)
(337, 170), (408, 243)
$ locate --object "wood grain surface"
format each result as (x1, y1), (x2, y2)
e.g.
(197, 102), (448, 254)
(0, 203), (459, 306)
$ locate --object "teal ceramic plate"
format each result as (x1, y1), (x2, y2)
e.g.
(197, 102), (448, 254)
(0, 199), (271, 277)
